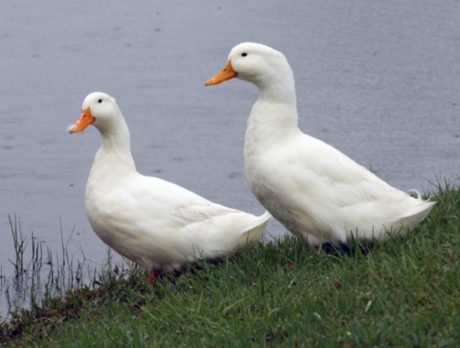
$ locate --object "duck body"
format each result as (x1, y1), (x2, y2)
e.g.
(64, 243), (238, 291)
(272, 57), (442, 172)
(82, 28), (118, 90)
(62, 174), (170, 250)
(245, 97), (434, 245)
(70, 92), (270, 272)
(207, 42), (435, 246)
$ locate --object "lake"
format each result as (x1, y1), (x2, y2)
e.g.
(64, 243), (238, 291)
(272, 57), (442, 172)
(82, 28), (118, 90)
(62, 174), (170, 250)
(1, 0), (459, 315)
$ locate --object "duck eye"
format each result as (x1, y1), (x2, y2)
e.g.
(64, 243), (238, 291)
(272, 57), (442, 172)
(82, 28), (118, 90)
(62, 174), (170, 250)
(241, 52), (248, 57)
(98, 98), (103, 103)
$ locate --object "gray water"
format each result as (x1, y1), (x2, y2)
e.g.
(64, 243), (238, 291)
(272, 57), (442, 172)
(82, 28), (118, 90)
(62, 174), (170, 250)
(1, 1), (459, 315)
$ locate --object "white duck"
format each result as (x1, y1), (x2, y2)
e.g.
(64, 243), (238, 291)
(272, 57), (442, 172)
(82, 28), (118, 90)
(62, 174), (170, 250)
(206, 42), (435, 246)
(68, 92), (270, 282)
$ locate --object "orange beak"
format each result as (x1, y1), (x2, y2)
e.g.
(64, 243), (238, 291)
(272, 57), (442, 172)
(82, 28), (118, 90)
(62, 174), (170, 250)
(68, 107), (95, 133)
(205, 60), (237, 86)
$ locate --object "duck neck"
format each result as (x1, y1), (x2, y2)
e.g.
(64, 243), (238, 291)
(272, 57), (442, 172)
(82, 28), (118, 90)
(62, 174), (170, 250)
(246, 73), (299, 146)
(256, 70), (298, 106)
(96, 117), (136, 171)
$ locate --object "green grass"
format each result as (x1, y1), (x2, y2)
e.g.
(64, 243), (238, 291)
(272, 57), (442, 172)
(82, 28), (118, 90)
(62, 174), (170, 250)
(2, 184), (459, 347)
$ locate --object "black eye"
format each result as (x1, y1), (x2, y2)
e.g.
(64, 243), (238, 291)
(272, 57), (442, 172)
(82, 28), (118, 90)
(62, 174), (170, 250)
(241, 52), (248, 57)
(98, 98), (103, 103)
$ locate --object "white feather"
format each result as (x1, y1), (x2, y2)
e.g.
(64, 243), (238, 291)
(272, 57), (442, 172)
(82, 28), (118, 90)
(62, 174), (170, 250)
(72, 92), (271, 271)
(215, 42), (435, 246)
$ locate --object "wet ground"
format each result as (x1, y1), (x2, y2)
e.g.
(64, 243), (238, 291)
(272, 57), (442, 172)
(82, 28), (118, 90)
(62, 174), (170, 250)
(0, 1), (459, 315)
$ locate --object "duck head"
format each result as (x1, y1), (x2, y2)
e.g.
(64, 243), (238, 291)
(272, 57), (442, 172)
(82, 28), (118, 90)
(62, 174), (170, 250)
(205, 42), (293, 89)
(68, 92), (121, 134)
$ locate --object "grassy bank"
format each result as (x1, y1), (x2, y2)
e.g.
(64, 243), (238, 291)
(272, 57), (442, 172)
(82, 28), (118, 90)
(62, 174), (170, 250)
(1, 184), (459, 347)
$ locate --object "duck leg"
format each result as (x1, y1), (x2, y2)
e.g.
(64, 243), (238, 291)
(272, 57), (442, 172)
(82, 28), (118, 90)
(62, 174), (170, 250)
(147, 269), (161, 285)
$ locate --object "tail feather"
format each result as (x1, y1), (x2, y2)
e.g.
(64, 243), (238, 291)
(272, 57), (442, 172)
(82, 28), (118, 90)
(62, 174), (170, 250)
(242, 211), (271, 245)
(407, 189), (421, 199)
(400, 199), (436, 230)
